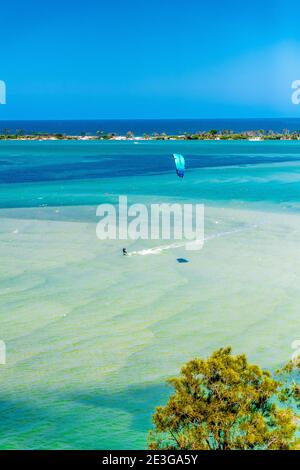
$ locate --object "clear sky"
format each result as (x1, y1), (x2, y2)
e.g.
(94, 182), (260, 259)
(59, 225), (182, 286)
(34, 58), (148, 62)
(1, 0), (300, 119)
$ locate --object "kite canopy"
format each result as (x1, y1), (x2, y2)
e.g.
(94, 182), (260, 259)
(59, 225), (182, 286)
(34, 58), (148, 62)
(173, 153), (185, 178)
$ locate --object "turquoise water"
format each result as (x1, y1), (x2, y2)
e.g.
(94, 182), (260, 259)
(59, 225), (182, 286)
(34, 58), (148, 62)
(0, 140), (300, 449)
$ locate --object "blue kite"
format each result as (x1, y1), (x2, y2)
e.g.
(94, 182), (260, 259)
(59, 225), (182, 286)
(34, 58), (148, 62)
(173, 153), (185, 178)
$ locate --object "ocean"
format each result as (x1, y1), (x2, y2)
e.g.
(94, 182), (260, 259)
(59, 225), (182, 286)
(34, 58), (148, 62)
(1, 117), (300, 135)
(0, 138), (300, 449)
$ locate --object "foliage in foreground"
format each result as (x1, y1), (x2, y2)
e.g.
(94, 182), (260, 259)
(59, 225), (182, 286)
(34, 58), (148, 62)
(148, 347), (299, 450)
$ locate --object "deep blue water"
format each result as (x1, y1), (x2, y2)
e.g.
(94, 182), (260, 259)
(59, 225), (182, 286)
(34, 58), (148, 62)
(1, 118), (300, 135)
(1, 140), (300, 212)
(1, 140), (300, 185)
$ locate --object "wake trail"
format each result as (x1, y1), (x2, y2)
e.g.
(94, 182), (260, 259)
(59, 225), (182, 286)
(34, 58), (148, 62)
(127, 225), (258, 256)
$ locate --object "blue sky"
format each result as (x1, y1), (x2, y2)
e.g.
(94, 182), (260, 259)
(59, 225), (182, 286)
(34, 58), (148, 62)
(0, 0), (300, 119)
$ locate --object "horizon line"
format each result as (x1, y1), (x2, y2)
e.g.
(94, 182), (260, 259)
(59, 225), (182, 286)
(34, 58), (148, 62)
(0, 116), (300, 122)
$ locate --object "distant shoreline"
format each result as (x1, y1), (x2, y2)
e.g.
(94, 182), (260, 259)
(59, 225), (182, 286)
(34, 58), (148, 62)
(1, 129), (300, 141)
